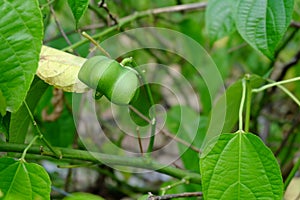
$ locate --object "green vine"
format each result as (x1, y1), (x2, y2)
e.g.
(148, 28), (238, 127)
(24, 101), (62, 158)
(252, 77), (300, 107)
(0, 143), (202, 184)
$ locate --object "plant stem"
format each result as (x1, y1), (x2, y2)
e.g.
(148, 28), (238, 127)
(20, 135), (39, 161)
(252, 78), (300, 107)
(276, 84), (300, 107)
(238, 78), (247, 131)
(0, 143), (202, 184)
(62, 2), (206, 52)
(128, 105), (201, 153)
(245, 75), (252, 132)
(124, 58), (156, 155)
(252, 77), (300, 93)
(160, 178), (189, 195)
(81, 31), (111, 57)
(284, 157), (300, 190)
(148, 192), (203, 200)
(24, 101), (62, 158)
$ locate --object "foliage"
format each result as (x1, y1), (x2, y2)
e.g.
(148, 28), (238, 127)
(0, 0), (300, 199)
(0, 157), (51, 199)
(200, 132), (283, 199)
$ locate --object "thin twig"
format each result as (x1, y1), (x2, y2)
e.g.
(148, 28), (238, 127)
(160, 129), (201, 153)
(24, 101), (62, 158)
(98, 0), (118, 25)
(274, 112), (300, 156)
(276, 50), (300, 82)
(63, 2), (207, 51)
(148, 192), (203, 200)
(128, 106), (201, 153)
(151, 2), (206, 14)
(160, 178), (189, 195)
(81, 31), (111, 57)
(48, 0), (76, 54)
(227, 43), (248, 53)
(290, 21), (300, 28)
(269, 24), (299, 70)
(136, 127), (144, 155)
(88, 4), (107, 22)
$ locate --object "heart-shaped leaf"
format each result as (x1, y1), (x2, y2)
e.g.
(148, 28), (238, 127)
(0, 157), (51, 199)
(200, 132), (283, 199)
(235, 0), (294, 59)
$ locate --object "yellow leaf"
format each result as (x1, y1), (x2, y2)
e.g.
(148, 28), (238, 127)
(37, 46), (89, 93)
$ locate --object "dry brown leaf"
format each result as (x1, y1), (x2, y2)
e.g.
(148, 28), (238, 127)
(37, 46), (89, 93)
(285, 177), (300, 200)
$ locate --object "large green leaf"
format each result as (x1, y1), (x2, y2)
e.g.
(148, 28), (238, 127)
(0, 0), (43, 112)
(200, 132), (283, 200)
(9, 77), (48, 143)
(0, 157), (51, 199)
(206, 0), (236, 43)
(67, 0), (90, 28)
(235, 0), (294, 59)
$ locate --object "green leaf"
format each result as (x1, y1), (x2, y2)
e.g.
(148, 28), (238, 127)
(235, 0), (294, 59)
(0, 90), (6, 116)
(63, 192), (104, 200)
(166, 106), (206, 172)
(67, 0), (90, 28)
(0, 113), (10, 139)
(200, 132), (283, 200)
(0, 157), (51, 199)
(0, 0), (43, 112)
(42, 100), (75, 147)
(9, 77), (48, 143)
(206, 0), (236, 43)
